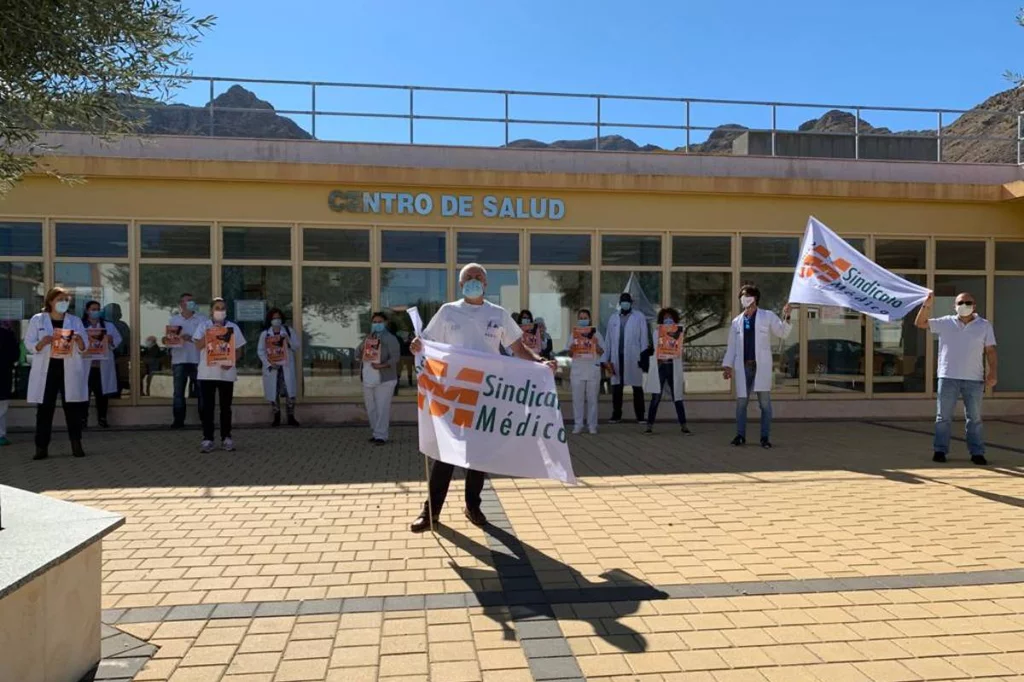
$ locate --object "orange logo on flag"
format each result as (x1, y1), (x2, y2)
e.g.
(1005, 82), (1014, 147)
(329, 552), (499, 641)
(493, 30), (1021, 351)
(799, 243), (852, 284)
(417, 358), (484, 428)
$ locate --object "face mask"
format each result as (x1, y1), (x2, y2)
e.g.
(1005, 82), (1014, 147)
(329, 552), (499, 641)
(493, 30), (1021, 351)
(146, 340), (156, 348)
(956, 303), (975, 317)
(577, 318), (590, 327)
(664, 318), (675, 325)
(88, 310), (101, 320)
(371, 322), (386, 334)
(213, 310), (227, 322)
(462, 279), (485, 299)
(271, 319), (283, 328)
(55, 300), (70, 314)
(185, 300), (197, 312)
(521, 317), (532, 325)
(740, 296), (756, 309)
(619, 302), (631, 312)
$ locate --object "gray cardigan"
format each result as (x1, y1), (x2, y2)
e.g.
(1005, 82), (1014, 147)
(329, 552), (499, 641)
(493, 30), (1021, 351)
(358, 331), (401, 384)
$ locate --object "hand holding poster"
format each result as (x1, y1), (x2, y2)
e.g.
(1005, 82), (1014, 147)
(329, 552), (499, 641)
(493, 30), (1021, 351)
(656, 324), (684, 360)
(164, 325), (183, 347)
(571, 326), (597, 359)
(520, 324), (541, 353)
(789, 217), (931, 321)
(51, 328), (74, 359)
(266, 334), (287, 365)
(205, 327), (235, 367)
(362, 337), (381, 364)
(85, 328), (108, 357)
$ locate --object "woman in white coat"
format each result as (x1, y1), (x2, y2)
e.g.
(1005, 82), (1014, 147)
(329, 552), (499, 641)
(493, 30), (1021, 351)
(357, 312), (401, 444)
(721, 284), (792, 448)
(25, 287), (88, 460)
(81, 299), (122, 429)
(257, 308), (300, 427)
(644, 307), (690, 435)
(601, 292), (650, 423)
(567, 308), (604, 435)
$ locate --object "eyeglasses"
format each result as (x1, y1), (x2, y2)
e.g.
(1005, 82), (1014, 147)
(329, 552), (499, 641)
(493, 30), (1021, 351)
(957, 301), (975, 306)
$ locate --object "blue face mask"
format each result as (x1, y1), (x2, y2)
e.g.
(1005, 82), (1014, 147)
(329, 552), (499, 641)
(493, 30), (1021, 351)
(462, 279), (485, 299)
(88, 310), (101, 320)
(619, 302), (632, 312)
(577, 318), (591, 327)
(55, 300), (70, 314)
(185, 300), (197, 312)
(271, 318), (283, 328)
(664, 318), (675, 325)
(371, 322), (386, 334)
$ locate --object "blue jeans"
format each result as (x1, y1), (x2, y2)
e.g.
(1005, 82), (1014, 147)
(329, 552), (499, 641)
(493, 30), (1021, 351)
(934, 378), (985, 455)
(736, 365), (772, 440)
(172, 363), (203, 425)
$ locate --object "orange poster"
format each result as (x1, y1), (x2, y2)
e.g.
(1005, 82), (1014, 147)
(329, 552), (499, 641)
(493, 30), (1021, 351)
(205, 326), (236, 367)
(51, 328), (74, 359)
(520, 324), (541, 352)
(362, 337), (381, 363)
(85, 328), (108, 357)
(571, 326), (598, 359)
(656, 324), (684, 360)
(266, 333), (287, 365)
(164, 325), (183, 347)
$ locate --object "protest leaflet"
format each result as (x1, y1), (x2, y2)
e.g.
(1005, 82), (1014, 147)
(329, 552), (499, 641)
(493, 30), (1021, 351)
(656, 323), (684, 360)
(164, 325), (183, 347)
(51, 328), (75, 359)
(570, 326), (598, 359)
(520, 323), (541, 353)
(266, 334), (287, 365)
(205, 327), (235, 367)
(362, 337), (381, 364)
(85, 328), (108, 357)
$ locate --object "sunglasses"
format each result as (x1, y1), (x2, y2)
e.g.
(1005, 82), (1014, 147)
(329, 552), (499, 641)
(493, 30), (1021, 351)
(957, 300), (975, 306)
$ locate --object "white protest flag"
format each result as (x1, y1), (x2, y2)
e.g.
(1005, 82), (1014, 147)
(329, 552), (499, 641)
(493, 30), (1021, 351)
(788, 217), (931, 321)
(408, 308), (577, 485)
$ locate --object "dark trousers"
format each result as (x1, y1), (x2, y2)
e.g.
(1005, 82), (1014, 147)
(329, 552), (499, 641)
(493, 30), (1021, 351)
(86, 366), (108, 422)
(35, 362), (84, 448)
(647, 362), (687, 425)
(172, 363), (203, 425)
(199, 380), (234, 441)
(611, 384), (645, 421)
(424, 461), (485, 517)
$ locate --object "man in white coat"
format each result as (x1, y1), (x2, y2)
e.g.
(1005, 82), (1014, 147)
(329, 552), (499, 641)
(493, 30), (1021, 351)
(602, 293), (650, 424)
(722, 283), (792, 448)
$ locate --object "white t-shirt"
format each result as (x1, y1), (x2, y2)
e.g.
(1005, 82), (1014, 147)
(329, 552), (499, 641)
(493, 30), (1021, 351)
(168, 313), (208, 365)
(423, 299), (523, 355)
(192, 319), (246, 382)
(929, 314), (997, 381)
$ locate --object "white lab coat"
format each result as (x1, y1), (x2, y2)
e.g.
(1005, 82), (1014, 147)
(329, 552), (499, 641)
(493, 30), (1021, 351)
(24, 312), (89, 404)
(602, 311), (649, 387)
(722, 309), (792, 399)
(81, 320), (123, 395)
(567, 330), (606, 384)
(644, 356), (685, 398)
(257, 326), (299, 400)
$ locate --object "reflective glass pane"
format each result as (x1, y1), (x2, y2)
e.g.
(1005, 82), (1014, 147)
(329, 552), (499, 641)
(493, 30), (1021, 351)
(140, 224), (211, 259)
(221, 265), (293, 397)
(741, 237), (800, 267)
(996, 242), (1024, 271)
(601, 235), (661, 266)
(55, 262), (132, 395)
(302, 267), (371, 397)
(528, 270), (592, 393)
(876, 239), (926, 270)
(303, 228), (370, 262)
(223, 226), (291, 260)
(804, 307), (866, 394)
(55, 223), (128, 258)
(457, 232), (519, 265)
(138, 265), (212, 398)
(0, 221), (42, 257)
(739, 272), (800, 392)
(936, 240), (985, 270)
(454, 270), (519, 310)
(381, 268), (447, 332)
(873, 274), (927, 393)
(382, 231), (446, 263)
(672, 236), (731, 267)
(0, 262), (44, 400)
(995, 276), (1023, 392)
(530, 234), (591, 265)
(598, 272), (661, 336)
(669, 272), (731, 393)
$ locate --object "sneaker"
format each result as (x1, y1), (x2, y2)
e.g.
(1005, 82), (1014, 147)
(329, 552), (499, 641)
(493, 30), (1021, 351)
(760, 438), (773, 449)
(170, 422), (184, 429)
(608, 419), (621, 425)
(971, 455), (988, 466)
(932, 452), (947, 463)
(644, 425), (653, 434)
(681, 425), (692, 435)
(200, 440), (214, 453)
(33, 446), (48, 460)
(98, 418), (110, 428)
(372, 438), (386, 446)
(572, 428), (583, 435)
(222, 438), (235, 452)
(588, 429), (598, 435)
(0, 437), (10, 446)
(731, 435), (745, 446)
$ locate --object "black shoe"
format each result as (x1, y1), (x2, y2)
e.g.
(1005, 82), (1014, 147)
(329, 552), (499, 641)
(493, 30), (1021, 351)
(71, 440), (86, 458)
(971, 455), (988, 466)
(933, 452), (947, 463)
(287, 416), (300, 427)
(410, 513), (439, 533)
(33, 447), (48, 461)
(272, 412), (281, 427)
(373, 438), (386, 446)
(170, 422), (184, 429)
(464, 507), (487, 527)
(98, 418), (109, 429)
(731, 435), (745, 446)
(681, 425), (692, 435)
(609, 419), (621, 425)
(644, 425), (653, 434)
(760, 438), (772, 449)
(81, 420), (89, 431)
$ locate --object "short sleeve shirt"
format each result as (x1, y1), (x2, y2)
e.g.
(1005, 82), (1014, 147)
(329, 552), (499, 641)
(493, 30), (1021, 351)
(193, 320), (247, 382)
(928, 315), (996, 381)
(169, 313), (207, 365)
(422, 300), (523, 355)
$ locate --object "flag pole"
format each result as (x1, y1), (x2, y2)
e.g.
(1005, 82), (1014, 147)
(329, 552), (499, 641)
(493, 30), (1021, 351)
(424, 454), (434, 533)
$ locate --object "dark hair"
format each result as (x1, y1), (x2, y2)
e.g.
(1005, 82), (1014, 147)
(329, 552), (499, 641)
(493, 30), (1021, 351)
(657, 307), (680, 324)
(577, 308), (591, 318)
(739, 283), (761, 304)
(371, 311), (389, 322)
(519, 309), (534, 321)
(180, 292), (193, 300)
(211, 297), (226, 310)
(42, 287), (69, 313)
(85, 300), (101, 311)
(265, 307), (285, 328)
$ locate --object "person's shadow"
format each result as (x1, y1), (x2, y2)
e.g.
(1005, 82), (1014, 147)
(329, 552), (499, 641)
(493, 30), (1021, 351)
(436, 523), (666, 654)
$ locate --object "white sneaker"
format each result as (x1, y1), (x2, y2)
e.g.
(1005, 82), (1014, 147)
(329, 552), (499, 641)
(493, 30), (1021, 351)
(572, 428), (583, 435)
(222, 437), (235, 451)
(200, 440), (214, 453)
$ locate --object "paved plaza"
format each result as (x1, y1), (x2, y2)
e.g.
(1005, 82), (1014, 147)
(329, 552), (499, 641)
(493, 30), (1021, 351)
(3, 418), (1024, 682)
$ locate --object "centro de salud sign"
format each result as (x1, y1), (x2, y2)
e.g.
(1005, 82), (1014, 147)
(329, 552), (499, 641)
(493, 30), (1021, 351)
(328, 190), (565, 220)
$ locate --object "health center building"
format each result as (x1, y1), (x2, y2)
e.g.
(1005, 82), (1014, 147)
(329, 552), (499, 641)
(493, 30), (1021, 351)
(2, 131), (1023, 428)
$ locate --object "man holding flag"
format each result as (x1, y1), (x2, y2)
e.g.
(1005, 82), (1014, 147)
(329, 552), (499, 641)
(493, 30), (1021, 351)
(408, 263), (557, 533)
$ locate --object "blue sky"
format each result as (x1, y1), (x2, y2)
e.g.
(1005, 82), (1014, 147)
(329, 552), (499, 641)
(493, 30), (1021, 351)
(178, 0), (1023, 147)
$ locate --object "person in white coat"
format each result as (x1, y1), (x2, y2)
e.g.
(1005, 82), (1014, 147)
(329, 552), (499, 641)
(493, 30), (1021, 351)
(192, 298), (246, 453)
(645, 307), (690, 435)
(601, 292), (651, 424)
(257, 308), (300, 427)
(25, 287), (88, 460)
(358, 312), (401, 445)
(722, 284), (792, 448)
(567, 308), (605, 435)
(81, 300), (122, 429)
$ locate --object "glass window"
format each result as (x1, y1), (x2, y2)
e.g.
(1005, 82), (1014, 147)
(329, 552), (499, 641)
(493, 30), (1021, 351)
(381, 268), (448, 331)
(454, 270), (519, 310)
(302, 267), (371, 397)
(0, 262), (44, 400)
(933, 275), (987, 318)
(996, 242), (1024, 271)
(530, 234), (591, 266)
(599, 272), (661, 336)
(458, 233), (519, 265)
(669, 272), (731, 393)
(221, 265), (293, 397)
(55, 223), (128, 258)
(672, 236), (731, 267)
(303, 228), (370, 262)
(739, 272), (800, 392)
(0, 221), (43, 257)
(804, 307), (866, 394)
(223, 226), (291, 260)
(140, 224), (211, 259)
(55, 263), (132, 395)
(382, 231), (446, 263)
(873, 274), (927, 394)
(601, 235), (661, 266)
(876, 239), (926, 270)
(741, 237), (800, 268)
(995, 276), (1023, 392)
(528, 270), (592, 393)
(138, 265), (212, 398)
(936, 240), (985, 271)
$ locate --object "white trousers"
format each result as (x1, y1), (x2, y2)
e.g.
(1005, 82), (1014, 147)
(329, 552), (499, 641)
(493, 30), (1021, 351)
(363, 380), (397, 441)
(571, 378), (600, 432)
(0, 399), (7, 439)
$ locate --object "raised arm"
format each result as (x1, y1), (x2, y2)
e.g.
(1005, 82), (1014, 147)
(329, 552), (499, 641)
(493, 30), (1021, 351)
(915, 293), (934, 330)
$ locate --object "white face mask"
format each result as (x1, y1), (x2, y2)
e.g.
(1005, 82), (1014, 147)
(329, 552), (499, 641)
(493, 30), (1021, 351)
(740, 296), (756, 309)
(955, 303), (975, 318)
(213, 310), (227, 322)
